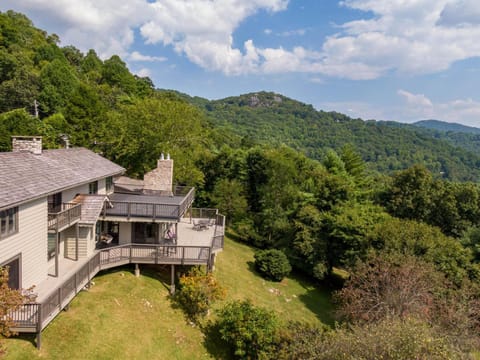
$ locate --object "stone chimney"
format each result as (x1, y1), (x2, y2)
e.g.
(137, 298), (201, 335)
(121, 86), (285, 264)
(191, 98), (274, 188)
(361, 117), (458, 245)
(143, 153), (174, 195)
(11, 136), (42, 155)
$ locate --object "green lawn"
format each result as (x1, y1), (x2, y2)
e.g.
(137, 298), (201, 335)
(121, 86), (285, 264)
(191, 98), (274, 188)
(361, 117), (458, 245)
(214, 238), (334, 326)
(3, 238), (334, 359)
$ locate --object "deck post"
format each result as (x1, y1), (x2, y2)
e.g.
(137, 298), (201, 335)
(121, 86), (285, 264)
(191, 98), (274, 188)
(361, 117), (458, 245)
(36, 306), (42, 349)
(75, 223), (79, 261)
(208, 252), (216, 272)
(54, 232), (59, 277)
(36, 330), (42, 349)
(170, 264), (175, 295)
(135, 263), (140, 277)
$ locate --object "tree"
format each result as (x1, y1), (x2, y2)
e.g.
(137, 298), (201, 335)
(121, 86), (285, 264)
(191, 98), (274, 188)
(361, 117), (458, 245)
(101, 55), (137, 95)
(370, 217), (478, 284)
(334, 253), (445, 324)
(211, 178), (248, 225)
(102, 96), (209, 184)
(254, 249), (291, 281)
(290, 318), (464, 360)
(175, 267), (225, 322)
(0, 109), (40, 151)
(382, 165), (434, 221)
(216, 300), (280, 359)
(38, 58), (79, 115)
(0, 267), (36, 354)
(339, 144), (366, 181)
(321, 201), (389, 269)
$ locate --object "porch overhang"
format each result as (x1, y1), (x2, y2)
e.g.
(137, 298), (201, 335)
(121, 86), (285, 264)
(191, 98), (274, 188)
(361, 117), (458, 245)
(103, 189), (194, 222)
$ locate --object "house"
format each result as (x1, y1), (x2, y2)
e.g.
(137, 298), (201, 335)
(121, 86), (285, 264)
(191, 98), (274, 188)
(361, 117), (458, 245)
(0, 136), (224, 348)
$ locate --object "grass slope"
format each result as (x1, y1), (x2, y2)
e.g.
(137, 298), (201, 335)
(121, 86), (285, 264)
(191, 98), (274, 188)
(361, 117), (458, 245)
(3, 238), (333, 359)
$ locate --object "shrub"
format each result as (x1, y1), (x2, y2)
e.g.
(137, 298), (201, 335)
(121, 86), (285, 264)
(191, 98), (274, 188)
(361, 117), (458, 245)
(334, 253), (445, 324)
(0, 267), (36, 355)
(254, 249), (291, 281)
(175, 267), (225, 321)
(277, 318), (465, 360)
(277, 321), (329, 360)
(216, 300), (280, 359)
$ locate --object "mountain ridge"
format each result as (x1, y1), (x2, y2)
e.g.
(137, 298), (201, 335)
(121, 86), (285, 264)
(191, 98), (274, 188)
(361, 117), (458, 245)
(176, 91), (480, 181)
(413, 119), (480, 134)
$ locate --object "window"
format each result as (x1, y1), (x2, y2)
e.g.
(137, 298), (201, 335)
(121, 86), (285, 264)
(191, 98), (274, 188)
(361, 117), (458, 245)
(0, 207), (18, 239)
(48, 192), (62, 213)
(89, 181), (98, 194)
(1, 255), (20, 289)
(106, 176), (113, 193)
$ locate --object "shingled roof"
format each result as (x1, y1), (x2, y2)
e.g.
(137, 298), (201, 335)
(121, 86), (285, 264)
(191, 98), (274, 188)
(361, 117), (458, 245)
(0, 148), (125, 210)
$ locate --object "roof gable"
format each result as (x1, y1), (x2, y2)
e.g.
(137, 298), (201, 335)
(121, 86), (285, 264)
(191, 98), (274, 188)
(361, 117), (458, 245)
(0, 148), (125, 209)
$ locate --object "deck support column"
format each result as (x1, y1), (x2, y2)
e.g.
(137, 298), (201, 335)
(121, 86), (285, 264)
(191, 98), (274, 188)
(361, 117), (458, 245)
(175, 223), (178, 244)
(36, 306), (42, 349)
(208, 253), (216, 272)
(75, 223), (79, 261)
(170, 264), (175, 295)
(54, 232), (59, 277)
(134, 263), (140, 277)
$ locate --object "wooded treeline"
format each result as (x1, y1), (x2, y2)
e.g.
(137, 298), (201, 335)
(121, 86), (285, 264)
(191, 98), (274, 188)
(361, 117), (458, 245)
(2, 10), (480, 356)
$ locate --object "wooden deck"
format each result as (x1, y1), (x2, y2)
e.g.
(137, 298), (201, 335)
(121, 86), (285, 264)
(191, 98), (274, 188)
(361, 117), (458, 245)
(8, 212), (225, 347)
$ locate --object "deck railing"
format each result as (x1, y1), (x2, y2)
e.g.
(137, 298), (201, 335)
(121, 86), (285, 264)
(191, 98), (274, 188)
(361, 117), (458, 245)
(104, 201), (181, 220)
(47, 203), (81, 231)
(212, 214), (225, 250)
(189, 207), (218, 220)
(178, 187), (195, 219)
(10, 209), (225, 347)
(104, 187), (195, 221)
(9, 242), (214, 339)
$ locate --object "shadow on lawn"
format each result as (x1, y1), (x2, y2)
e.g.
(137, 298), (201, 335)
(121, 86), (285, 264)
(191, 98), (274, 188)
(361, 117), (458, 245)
(201, 321), (233, 360)
(289, 272), (336, 327)
(7, 333), (37, 348)
(246, 259), (336, 327)
(96, 263), (198, 293)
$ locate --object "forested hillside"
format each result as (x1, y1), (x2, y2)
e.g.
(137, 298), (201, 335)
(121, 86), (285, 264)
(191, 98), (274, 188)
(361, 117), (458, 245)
(2, 10), (480, 358)
(414, 119), (480, 134)
(0, 10), (212, 184)
(191, 91), (480, 181)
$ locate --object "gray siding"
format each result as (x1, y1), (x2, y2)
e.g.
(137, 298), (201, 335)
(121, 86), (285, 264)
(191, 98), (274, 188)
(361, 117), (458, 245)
(64, 226), (92, 258)
(62, 184), (89, 203)
(97, 178), (107, 195)
(0, 198), (48, 289)
(119, 222), (131, 245)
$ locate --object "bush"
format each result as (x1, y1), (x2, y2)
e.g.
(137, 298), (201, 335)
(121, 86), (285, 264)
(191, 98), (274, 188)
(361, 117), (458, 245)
(277, 321), (328, 360)
(0, 267), (36, 355)
(254, 249), (291, 281)
(216, 300), (280, 359)
(277, 318), (464, 360)
(175, 267), (225, 321)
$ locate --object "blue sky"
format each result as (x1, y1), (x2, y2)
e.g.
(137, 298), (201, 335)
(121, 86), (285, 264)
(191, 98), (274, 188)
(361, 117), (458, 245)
(2, 0), (480, 126)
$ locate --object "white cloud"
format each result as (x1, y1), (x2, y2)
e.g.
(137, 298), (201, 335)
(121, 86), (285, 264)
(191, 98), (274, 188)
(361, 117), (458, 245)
(319, 100), (389, 120)
(324, 0), (480, 78)
(278, 28), (307, 36)
(129, 51), (167, 62)
(0, 0), (150, 58)
(397, 89), (433, 108)
(438, 0), (480, 26)
(4, 0), (480, 79)
(135, 67), (152, 77)
(396, 89), (480, 126)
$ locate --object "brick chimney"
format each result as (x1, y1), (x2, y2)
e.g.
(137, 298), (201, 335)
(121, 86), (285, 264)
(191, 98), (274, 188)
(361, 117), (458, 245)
(11, 136), (42, 155)
(143, 153), (174, 195)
